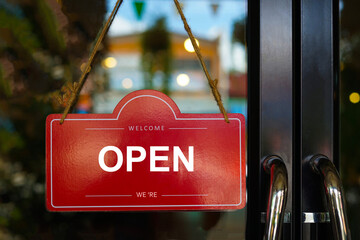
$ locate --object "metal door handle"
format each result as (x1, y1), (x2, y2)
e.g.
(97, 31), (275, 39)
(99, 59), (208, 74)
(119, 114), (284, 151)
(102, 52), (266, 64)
(310, 155), (351, 240)
(263, 156), (288, 240)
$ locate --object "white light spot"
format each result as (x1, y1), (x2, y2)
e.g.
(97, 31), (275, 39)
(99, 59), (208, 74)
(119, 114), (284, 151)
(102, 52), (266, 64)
(177, 74), (190, 87)
(122, 78), (133, 89)
(184, 38), (199, 53)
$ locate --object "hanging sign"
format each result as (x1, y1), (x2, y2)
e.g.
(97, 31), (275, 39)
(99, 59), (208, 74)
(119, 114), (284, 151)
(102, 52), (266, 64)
(46, 90), (246, 211)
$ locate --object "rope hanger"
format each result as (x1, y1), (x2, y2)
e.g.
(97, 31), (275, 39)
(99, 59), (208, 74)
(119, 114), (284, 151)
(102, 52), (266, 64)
(60, 0), (229, 124)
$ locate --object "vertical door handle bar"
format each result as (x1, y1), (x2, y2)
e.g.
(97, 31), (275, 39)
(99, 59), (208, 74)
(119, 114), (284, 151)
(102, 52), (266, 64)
(310, 155), (351, 240)
(263, 156), (288, 240)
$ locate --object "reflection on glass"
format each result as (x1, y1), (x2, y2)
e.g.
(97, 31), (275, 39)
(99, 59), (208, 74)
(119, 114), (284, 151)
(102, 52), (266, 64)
(96, 1), (248, 239)
(0, 0), (247, 238)
(92, 0), (247, 116)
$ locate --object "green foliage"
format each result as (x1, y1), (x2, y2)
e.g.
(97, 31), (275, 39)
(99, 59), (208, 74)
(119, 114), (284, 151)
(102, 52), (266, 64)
(142, 17), (171, 54)
(0, 8), (41, 53)
(0, 65), (12, 97)
(35, 0), (66, 53)
(232, 19), (245, 45)
(0, 129), (24, 153)
(141, 17), (172, 94)
(0, 1), (106, 238)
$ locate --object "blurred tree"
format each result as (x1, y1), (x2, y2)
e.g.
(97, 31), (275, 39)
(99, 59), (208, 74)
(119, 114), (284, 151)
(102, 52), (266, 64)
(141, 17), (172, 95)
(0, 0), (106, 238)
(232, 19), (245, 46)
(231, 18), (246, 73)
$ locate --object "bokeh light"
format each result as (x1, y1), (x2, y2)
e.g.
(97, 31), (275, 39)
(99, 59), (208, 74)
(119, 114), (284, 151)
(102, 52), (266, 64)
(122, 78), (133, 89)
(184, 38), (199, 53)
(102, 57), (117, 68)
(176, 73), (190, 87)
(349, 92), (360, 104)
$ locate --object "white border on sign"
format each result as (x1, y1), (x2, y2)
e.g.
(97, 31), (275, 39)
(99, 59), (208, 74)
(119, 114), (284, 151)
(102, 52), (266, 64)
(50, 95), (243, 208)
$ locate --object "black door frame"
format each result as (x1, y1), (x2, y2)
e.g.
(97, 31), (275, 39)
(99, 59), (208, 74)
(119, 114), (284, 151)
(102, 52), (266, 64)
(246, 0), (340, 239)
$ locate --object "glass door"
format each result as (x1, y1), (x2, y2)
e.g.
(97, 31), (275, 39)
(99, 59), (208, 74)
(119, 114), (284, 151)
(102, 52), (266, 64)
(0, 0), (248, 239)
(246, 0), (349, 239)
(2, 0), (356, 239)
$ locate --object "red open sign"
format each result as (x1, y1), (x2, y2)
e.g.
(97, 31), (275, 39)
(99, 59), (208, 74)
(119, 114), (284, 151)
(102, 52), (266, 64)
(46, 90), (246, 211)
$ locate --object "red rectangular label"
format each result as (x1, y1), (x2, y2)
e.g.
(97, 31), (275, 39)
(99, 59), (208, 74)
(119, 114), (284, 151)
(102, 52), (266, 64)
(46, 90), (246, 211)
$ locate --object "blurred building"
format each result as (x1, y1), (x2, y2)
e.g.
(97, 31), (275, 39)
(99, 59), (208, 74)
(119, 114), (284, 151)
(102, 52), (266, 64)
(92, 32), (230, 114)
(228, 72), (247, 115)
